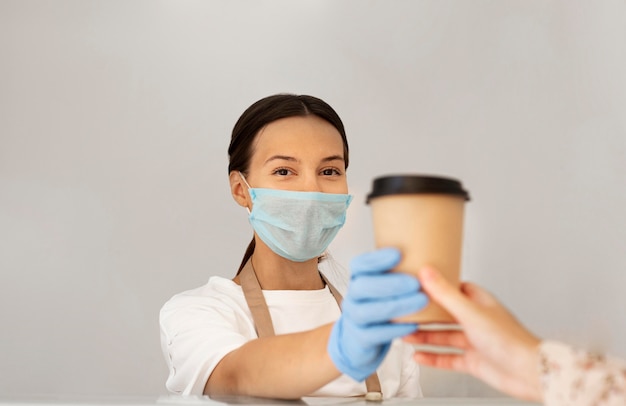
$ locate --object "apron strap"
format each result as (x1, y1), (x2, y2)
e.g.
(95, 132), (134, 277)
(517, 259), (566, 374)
(239, 259), (276, 337)
(240, 259), (382, 401)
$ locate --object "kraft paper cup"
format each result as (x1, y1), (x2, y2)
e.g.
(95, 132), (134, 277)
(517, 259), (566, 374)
(366, 174), (470, 326)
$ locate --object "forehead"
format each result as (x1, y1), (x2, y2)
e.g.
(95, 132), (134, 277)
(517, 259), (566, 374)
(251, 116), (345, 160)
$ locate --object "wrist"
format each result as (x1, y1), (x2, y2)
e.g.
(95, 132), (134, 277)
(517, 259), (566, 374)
(327, 318), (385, 382)
(518, 335), (543, 402)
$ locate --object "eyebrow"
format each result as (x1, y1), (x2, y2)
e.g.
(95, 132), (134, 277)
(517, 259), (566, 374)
(321, 155), (345, 163)
(264, 155), (298, 165)
(264, 154), (345, 165)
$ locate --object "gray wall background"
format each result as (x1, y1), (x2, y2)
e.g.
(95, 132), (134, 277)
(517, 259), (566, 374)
(1, 0), (625, 399)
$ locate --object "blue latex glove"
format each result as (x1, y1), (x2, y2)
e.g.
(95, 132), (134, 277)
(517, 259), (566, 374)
(327, 247), (429, 381)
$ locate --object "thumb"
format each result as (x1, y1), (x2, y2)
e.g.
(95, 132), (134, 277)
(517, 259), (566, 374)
(417, 266), (477, 323)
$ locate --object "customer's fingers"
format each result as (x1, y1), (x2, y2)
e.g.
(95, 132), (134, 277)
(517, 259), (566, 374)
(412, 352), (467, 373)
(417, 266), (478, 323)
(403, 329), (471, 350)
(460, 282), (500, 307)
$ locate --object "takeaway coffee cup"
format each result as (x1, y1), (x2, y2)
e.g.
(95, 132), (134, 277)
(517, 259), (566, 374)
(366, 174), (470, 325)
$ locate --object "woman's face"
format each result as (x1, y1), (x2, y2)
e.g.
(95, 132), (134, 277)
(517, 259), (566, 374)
(245, 115), (348, 194)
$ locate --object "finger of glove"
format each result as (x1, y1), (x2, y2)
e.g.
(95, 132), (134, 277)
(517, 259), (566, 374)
(343, 292), (429, 325)
(349, 247), (401, 277)
(348, 272), (420, 301)
(343, 318), (419, 347)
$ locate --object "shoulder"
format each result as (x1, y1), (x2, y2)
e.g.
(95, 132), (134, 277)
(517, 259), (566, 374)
(163, 276), (240, 303)
(160, 276), (247, 325)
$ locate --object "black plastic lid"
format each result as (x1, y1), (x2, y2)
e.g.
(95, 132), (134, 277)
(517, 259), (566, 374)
(366, 174), (471, 203)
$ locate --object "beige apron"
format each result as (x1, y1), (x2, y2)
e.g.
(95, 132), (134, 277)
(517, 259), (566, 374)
(239, 259), (383, 401)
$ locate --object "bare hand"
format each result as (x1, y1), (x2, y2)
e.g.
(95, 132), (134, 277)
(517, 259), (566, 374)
(403, 266), (543, 402)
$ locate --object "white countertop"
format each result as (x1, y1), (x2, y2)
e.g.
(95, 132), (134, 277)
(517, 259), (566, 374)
(0, 396), (540, 406)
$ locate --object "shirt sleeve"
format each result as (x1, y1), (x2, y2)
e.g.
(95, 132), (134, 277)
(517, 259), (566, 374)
(539, 340), (626, 406)
(159, 291), (251, 396)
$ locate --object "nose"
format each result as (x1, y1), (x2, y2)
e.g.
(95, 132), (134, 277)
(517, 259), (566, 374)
(300, 174), (323, 193)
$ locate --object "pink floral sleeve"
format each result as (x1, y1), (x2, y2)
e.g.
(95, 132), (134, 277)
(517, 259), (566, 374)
(539, 340), (626, 406)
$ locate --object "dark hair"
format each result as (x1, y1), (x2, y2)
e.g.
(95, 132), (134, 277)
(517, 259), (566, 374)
(228, 93), (350, 275)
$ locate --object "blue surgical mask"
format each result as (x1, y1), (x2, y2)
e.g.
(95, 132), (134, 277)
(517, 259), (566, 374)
(239, 172), (353, 262)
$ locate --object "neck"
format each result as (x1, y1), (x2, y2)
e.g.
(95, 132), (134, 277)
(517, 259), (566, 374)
(248, 241), (325, 290)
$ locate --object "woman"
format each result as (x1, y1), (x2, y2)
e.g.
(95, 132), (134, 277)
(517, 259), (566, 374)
(159, 94), (427, 399)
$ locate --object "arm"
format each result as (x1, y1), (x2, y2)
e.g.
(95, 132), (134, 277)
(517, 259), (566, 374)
(205, 323), (338, 399)
(403, 266), (543, 402)
(539, 340), (626, 406)
(206, 248), (427, 399)
(404, 265), (626, 405)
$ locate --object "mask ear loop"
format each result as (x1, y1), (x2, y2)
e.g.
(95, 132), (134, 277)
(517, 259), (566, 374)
(238, 171), (252, 189)
(238, 171), (253, 214)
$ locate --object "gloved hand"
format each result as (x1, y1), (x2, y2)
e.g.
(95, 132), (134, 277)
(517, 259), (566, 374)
(327, 247), (429, 381)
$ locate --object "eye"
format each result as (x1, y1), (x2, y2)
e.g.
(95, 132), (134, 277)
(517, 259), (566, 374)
(273, 167), (292, 176)
(321, 168), (342, 176)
